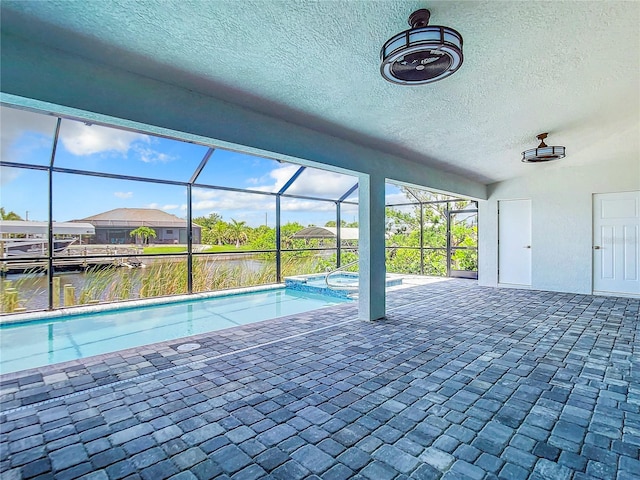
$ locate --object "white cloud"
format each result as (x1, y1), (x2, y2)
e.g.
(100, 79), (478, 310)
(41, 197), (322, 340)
(1, 106), (59, 164)
(142, 203), (180, 212)
(279, 197), (336, 212)
(59, 121), (149, 156)
(384, 192), (411, 205)
(191, 190), (217, 201)
(1, 106), (57, 143)
(132, 144), (176, 163)
(190, 188), (346, 217)
(189, 166), (360, 223)
(192, 189), (271, 214)
(114, 191), (133, 199)
(253, 165), (358, 198)
(0, 166), (21, 186)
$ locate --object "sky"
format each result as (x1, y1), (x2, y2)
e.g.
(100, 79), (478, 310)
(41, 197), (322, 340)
(0, 106), (416, 228)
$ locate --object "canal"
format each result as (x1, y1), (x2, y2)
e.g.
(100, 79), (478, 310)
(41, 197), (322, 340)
(2, 256), (272, 312)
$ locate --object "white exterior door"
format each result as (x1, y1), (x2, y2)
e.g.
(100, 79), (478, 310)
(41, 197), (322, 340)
(593, 191), (640, 296)
(499, 199), (532, 286)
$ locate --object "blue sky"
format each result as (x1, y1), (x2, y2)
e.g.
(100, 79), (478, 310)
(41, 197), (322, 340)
(1, 106), (377, 227)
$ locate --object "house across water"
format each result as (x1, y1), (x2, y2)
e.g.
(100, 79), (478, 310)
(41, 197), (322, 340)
(73, 208), (202, 245)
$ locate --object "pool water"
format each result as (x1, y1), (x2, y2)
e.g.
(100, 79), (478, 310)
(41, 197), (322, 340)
(0, 288), (351, 374)
(308, 273), (358, 288)
(285, 273), (402, 298)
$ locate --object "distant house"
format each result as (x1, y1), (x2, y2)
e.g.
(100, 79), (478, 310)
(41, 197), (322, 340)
(73, 208), (201, 245)
(292, 226), (359, 246)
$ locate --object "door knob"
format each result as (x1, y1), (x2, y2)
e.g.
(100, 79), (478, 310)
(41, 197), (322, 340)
(524, 245), (531, 249)
(593, 246), (601, 250)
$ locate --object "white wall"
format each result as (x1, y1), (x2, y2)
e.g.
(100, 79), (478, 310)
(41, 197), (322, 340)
(479, 156), (640, 294)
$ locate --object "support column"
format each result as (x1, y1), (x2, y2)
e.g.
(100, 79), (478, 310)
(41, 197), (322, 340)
(358, 173), (386, 321)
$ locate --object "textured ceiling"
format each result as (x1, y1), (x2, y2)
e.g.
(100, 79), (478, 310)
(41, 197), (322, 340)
(1, 0), (638, 184)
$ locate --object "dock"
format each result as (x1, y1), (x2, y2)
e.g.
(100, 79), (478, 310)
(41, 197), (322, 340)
(1, 245), (145, 275)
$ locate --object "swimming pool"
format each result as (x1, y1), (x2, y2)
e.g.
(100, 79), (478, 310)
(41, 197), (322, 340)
(0, 287), (351, 374)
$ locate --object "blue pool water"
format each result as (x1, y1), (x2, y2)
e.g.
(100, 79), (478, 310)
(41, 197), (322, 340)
(0, 288), (351, 374)
(285, 273), (402, 298)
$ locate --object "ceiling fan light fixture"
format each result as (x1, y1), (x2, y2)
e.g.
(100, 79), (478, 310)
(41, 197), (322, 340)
(380, 8), (463, 85)
(521, 133), (566, 163)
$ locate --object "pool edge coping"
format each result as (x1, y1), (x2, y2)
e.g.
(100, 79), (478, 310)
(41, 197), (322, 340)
(0, 283), (286, 325)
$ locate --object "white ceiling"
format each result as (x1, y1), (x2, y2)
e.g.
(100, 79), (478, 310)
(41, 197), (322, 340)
(1, 0), (638, 185)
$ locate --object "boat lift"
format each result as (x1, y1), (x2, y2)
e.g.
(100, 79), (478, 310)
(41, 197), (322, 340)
(0, 220), (95, 257)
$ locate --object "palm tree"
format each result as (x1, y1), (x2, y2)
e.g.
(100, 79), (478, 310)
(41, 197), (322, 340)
(129, 226), (157, 245)
(207, 221), (229, 246)
(0, 208), (23, 220)
(228, 219), (248, 248)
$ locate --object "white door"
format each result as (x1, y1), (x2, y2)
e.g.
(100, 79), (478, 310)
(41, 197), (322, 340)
(593, 191), (640, 295)
(499, 199), (532, 286)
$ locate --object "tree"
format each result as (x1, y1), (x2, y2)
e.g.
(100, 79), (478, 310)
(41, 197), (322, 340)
(228, 219), (248, 248)
(280, 222), (307, 250)
(247, 221), (306, 254)
(385, 207), (418, 237)
(0, 208), (23, 220)
(129, 226), (157, 245)
(193, 213), (222, 230)
(324, 219), (357, 228)
(210, 221), (229, 246)
(384, 187), (478, 275)
(324, 220), (348, 227)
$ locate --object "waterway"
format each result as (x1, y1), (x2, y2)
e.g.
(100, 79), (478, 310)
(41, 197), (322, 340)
(2, 256), (270, 312)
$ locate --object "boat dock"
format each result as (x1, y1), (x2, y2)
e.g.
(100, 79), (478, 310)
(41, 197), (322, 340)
(1, 245), (144, 275)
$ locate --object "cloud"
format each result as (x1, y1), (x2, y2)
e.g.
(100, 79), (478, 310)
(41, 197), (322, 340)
(132, 144), (176, 163)
(279, 197), (336, 213)
(1, 106), (57, 143)
(190, 188), (349, 217)
(192, 190), (273, 213)
(253, 164), (358, 198)
(59, 121), (149, 156)
(0, 106), (178, 177)
(0, 166), (21, 186)
(114, 191), (133, 199)
(1, 106), (59, 164)
(190, 165), (360, 219)
(143, 203), (180, 212)
(384, 192), (411, 205)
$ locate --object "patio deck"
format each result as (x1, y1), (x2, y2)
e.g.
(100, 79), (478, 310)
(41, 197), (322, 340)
(1, 279), (638, 480)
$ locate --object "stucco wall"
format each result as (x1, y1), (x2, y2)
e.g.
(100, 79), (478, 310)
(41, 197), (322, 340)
(478, 156), (640, 294)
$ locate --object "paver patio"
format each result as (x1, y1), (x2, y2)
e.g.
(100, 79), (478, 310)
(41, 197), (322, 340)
(1, 279), (638, 479)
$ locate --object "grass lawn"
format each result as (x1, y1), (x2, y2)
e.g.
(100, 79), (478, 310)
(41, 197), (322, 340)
(143, 246), (188, 254)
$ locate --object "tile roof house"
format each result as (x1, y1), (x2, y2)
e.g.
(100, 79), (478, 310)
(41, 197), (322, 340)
(74, 208), (201, 245)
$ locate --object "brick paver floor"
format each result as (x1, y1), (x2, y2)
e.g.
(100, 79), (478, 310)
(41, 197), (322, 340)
(1, 280), (639, 479)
